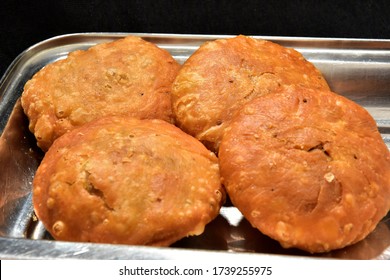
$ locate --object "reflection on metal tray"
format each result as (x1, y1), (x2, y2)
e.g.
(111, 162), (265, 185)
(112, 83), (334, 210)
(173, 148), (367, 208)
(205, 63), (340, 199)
(1, 33), (390, 260)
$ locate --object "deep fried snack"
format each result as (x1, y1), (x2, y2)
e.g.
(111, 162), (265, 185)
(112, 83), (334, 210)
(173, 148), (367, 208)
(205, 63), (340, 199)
(172, 35), (329, 151)
(219, 86), (390, 253)
(21, 36), (180, 151)
(33, 116), (224, 246)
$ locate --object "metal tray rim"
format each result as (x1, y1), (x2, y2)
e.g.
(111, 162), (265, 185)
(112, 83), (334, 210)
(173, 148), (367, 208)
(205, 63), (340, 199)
(3, 31), (390, 88)
(0, 236), (321, 260)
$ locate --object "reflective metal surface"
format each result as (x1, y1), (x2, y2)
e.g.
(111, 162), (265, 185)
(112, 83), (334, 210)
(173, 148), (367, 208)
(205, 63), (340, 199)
(1, 33), (390, 259)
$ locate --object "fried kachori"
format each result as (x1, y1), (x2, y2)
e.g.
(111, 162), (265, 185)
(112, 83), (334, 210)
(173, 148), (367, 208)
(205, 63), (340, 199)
(219, 85), (390, 253)
(21, 36), (180, 151)
(172, 35), (329, 151)
(33, 116), (224, 246)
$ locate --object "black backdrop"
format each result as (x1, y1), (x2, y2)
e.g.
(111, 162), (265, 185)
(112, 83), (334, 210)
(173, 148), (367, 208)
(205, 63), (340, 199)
(1, 0), (390, 78)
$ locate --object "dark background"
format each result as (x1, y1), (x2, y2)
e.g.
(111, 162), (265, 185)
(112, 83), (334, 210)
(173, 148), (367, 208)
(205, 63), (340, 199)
(1, 0), (390, 78)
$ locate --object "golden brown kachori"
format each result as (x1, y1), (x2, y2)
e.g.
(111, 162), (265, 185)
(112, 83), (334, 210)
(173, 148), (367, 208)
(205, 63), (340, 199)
(172, 35), (329, 151)
(21, 36), (180, 151)
(219, 85), (390, 253)
(33, 116), (224, 246)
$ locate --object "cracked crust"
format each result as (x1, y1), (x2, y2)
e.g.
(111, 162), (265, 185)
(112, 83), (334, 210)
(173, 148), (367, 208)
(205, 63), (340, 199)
(33, 116), (224, 246)
(219, 85), (390, 253)
(21, 35), (180, 151)
(171, 35), (329, 151)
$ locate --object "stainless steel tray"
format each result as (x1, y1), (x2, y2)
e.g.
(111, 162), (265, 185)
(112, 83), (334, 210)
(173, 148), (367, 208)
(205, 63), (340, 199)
(1, 33), (390, 260)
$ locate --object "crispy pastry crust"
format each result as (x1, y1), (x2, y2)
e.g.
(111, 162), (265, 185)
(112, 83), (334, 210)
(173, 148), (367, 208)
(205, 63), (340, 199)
(21, 36), (180, 151)
(33, 116), (224, 246)
(172, 35), (329, 151)
(219, 86), (390, 253)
